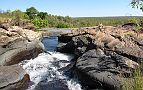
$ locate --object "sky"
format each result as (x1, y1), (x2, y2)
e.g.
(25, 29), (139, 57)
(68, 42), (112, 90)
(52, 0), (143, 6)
(0, 0), (143, 17)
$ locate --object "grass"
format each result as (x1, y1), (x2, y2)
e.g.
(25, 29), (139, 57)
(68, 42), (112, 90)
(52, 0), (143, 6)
(122, 67), (143, 90)
(34, 29), (46, 32)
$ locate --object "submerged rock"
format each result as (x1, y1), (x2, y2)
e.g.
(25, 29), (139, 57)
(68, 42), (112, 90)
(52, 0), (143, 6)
(35, 79), (69, 90)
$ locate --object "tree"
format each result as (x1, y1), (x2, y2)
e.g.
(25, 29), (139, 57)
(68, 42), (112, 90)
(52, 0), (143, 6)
(26, 7), (38, 19)
(131, 0), (143, 11)
(37, 12), (48, 19)
(32, 17), (48, 28)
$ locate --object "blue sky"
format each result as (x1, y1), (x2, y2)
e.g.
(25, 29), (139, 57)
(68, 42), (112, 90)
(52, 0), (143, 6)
(0, 0), (143, 17)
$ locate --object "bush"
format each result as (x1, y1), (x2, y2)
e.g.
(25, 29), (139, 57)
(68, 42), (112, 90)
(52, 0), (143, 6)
(56, 23), (70, 28)
(32, 18), (48, 28)
(128, 17), (142, 33)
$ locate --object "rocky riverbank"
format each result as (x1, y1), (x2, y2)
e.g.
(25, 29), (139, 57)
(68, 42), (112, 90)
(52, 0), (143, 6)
(57, 26), (143, 90)
(0, 23), (44, 90)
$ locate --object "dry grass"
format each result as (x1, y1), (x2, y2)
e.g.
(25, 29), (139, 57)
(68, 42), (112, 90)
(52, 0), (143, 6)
(122, 67), (143, 90)
(0, 17), (11, 23)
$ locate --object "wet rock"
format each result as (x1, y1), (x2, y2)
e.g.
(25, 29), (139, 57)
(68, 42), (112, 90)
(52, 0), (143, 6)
(58, 34), (73, 43)
(58, 34), (96, 56)
(0, 64), (30, 90)
(35, 79), (69, 90)
(57, 41), (75, 53)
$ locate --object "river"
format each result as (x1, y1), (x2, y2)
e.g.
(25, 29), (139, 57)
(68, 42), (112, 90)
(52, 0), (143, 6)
(19, 35), (83, 90)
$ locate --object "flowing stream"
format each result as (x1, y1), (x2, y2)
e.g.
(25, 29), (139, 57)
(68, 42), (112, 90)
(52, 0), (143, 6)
(19, 36), (83, 90)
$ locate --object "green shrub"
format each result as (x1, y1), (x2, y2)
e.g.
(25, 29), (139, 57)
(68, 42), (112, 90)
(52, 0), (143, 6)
(32, 18), (48, 28)
(56, 23), (70, 28)
(128, 17), (142, 33)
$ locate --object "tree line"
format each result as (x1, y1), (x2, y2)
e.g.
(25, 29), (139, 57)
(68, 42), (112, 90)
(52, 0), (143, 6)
(0, 5), (143, 28)
(0, 7), (76, 28)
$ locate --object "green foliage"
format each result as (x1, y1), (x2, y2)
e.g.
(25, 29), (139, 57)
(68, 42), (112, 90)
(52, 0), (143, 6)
(11, 10), (29, 26)
(56, 22), (71, 28)
(34, 29), (46, 32)
(32, 18), (48, 28)
(128, 17), (140, 23)
(47, 14), (73, 28)
(134, 24), (142, 33)
(37, 12), (48, 19)
(129, 17), (142, 33)
(73, 16), (143, 27)
(26, 7), (38, 19)
(1, 6), (143, 28)
(131, 0), (143, 11)
(12, 10), (29, 19)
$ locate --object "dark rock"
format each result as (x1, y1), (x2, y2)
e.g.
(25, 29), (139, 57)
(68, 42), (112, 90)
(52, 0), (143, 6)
(57, 34), (96, 56)
(57, 43), (67, 51)
(0, 64), (30, 90)
(35, 79), (69, 90)
(136, 40), (143, 46)
(58, 35), (73, 43)
(58, 26), (143, 90)
(75, 49), (137, 90)
(57, 41), (75, 53)
(122, 23), (136, 30)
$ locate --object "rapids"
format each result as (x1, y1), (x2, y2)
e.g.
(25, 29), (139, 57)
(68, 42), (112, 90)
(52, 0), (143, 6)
(19, 36), (83, 90)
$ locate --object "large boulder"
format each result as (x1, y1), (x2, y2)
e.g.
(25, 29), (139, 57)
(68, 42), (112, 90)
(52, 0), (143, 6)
(0, 24), (44, 90)
(57, 34), (96, 56)
(0, 26), (44, 65)
(0, 64), (30, 90)
(75, 49), (138, 90)
(0, 41), (44, 65)
(58, 27), (143, 62)
(57, 27), (143, 90)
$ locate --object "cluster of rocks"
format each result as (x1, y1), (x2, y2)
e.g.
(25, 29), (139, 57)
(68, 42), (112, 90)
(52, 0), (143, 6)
(57, 26), (143, 90)
(0, 23), (44, 90)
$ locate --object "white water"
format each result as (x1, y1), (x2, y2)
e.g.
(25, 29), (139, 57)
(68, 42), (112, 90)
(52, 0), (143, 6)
(19, 52), (82, 90)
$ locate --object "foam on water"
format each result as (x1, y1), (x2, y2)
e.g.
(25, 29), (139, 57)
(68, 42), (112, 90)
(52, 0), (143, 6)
(19, 52), (82, 90)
